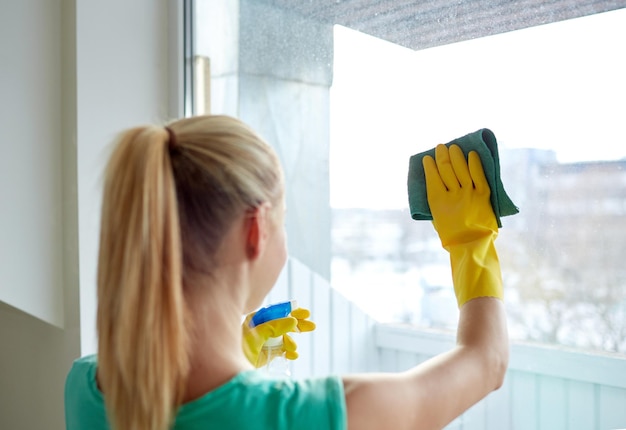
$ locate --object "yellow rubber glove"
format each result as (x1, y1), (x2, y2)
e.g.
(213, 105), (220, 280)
(242, 307), (316, 368)
(423, 144), (503, 307)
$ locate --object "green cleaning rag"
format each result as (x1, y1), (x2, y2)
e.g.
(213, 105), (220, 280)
(407, 128), (519, 228)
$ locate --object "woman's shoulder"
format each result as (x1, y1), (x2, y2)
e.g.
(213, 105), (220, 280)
(65, 354), (98, 389)
(65, 354), (109, 430)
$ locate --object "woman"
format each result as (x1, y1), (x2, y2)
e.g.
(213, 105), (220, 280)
(64, 115), (508, 430)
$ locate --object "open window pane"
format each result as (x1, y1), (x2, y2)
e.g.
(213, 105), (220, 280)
(330, 9), (626, 354)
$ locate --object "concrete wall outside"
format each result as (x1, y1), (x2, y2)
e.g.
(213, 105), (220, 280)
(195, 0), (334, 280)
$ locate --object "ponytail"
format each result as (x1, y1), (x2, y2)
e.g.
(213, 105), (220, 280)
(97, 126), (189, 430)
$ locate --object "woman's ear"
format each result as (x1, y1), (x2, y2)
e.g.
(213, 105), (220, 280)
(245, 203), (271, 260)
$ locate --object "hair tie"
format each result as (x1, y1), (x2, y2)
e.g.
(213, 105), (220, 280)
(165, 126), (177, 150)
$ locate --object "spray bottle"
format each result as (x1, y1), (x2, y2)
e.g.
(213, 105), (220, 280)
(249, 300), (297, 377)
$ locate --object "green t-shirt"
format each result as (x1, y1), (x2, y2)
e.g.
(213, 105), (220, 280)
(65, 355), (347, 430)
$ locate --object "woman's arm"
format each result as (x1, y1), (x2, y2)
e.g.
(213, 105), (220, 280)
(343, 298), (507, 430)
(342, 144), (509, 430)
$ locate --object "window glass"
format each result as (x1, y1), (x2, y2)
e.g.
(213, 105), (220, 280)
(191, 2), (626, 354)
(330, 9), (626, 354)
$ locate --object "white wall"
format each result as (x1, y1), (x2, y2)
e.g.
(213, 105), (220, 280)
(74, 0), (175, 355)
(0, 0), (65, 329)
(0, 2), (74, 427)
(0, 0), (177, 428)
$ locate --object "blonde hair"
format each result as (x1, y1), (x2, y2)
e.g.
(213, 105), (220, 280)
(97, 115), (284, 430)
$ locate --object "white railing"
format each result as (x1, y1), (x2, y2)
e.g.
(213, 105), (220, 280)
(273, 258), (626, 430)
(376, 324), (626, 430)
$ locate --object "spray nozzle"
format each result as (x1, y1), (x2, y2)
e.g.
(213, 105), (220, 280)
(249, 300), (297, 328)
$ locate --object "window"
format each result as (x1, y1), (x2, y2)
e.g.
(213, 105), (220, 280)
(330, 9), (626, 354)
(190, 1), (626, 355)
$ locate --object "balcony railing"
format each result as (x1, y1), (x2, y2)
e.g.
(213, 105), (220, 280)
(276, 257), (626, 430)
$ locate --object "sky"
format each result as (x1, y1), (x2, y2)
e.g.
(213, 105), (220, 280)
(329, 8), (626, 209)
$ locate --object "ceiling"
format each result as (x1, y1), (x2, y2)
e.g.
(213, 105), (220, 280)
(261, 0), (626, 50)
